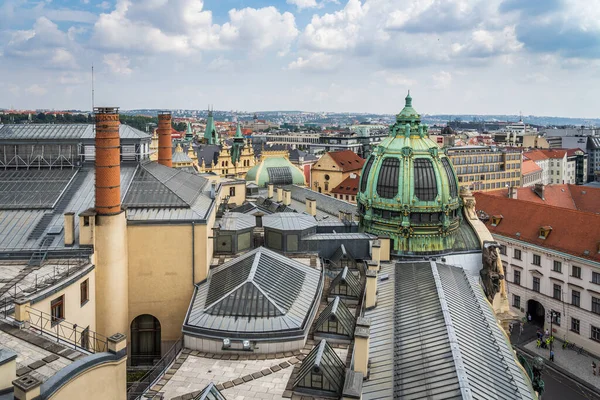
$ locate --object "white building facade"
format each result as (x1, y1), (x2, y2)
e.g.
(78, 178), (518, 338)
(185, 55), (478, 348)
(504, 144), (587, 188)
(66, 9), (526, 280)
(497, 235), (600, 355)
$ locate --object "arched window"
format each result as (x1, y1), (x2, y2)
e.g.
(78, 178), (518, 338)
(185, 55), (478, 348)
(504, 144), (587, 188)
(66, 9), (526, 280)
(414, 159), (438, 201)
(130, 314), (161, 366)
(376, 158), (400, 199)
(360, 156), (374, 192)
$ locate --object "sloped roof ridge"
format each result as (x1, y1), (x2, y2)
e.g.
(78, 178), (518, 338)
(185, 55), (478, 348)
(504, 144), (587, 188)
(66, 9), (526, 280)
(139, 162), (195, 206)
(204, 247), (306, 314)
(429, 261), (472, 399)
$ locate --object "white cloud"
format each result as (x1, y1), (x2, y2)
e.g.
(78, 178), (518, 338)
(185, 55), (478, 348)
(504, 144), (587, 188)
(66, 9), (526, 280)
(374, 70), (417, 86)
(432, 71), (452, 89)
(98, 1), (111, 10)
(220, 7), (298, 52)
(51, 48), (78, 69)
(287, 0), (321, 10)
(103, 53), (133, 75)
(287, 52), (340, 71)
(207, 56), (234, 72)
(25, 84), (47, 96)
(4, 17), (80, 69)
(452, 26), (523, 58)
(92, 1), (297, 55)
(300, 0), (366, 52)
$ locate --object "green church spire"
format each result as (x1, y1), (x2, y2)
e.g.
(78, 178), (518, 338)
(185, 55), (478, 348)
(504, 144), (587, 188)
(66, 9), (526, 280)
(204, 109), (218, 145)
(231, 122), (245, 164)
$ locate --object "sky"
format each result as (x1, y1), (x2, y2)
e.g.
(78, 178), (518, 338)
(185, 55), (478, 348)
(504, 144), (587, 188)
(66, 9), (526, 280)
(1, 0), (600, 117)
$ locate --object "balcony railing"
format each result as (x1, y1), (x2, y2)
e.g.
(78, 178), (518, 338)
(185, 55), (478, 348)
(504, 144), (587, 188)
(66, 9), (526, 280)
(127, 337), (183, 400)
(26, 307), (108, 354)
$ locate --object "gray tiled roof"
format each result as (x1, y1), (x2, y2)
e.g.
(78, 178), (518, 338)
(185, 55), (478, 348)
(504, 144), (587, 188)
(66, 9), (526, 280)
(363, 261), (536, 400)
(287, 185), (357, 216)
(123, 161), (211, 214)
(0, 161), (214, 251)
(0, 124), (150, 141)
(0, 169), (77, 209)
(218, 212), (256, 231)
(262, 212), (317, 231)
(313, 296), (355, 337)
(184, 247), (322, 339)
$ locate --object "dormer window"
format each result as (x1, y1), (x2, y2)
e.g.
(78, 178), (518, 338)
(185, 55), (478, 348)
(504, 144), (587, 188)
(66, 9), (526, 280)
(539, 225), (552, 239)
(491, 215), (503, 226)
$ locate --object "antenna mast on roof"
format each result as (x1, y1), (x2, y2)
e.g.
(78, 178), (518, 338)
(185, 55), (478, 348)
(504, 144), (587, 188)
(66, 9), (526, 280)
(91, 64), (95, 116)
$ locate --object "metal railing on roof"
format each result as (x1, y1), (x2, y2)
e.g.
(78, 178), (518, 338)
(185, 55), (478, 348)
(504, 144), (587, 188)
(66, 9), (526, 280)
(126, 337), (183, 400)
(26, 306), (108, 354)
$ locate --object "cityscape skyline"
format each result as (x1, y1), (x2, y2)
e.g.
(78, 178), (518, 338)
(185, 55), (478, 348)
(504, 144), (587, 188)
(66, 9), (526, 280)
(2, 0), (600, 117)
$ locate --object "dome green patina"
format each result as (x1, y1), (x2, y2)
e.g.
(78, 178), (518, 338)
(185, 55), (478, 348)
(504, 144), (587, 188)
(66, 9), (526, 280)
(246, 155), (306, 187)
(357, 93), (463, 254)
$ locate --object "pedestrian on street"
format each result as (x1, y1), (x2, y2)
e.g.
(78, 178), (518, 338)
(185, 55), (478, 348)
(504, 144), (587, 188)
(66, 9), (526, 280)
(550, 350), (554, 362)
(528, 313), (532, 323)
(593, 361), (597, 376)
(545, 328), (549, 337)
(520, 322), (524, 335)
(536, 329), (542, 339)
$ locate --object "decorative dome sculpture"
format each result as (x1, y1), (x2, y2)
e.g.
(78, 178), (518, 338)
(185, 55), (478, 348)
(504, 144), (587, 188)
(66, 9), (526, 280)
(357, 92), (462, 254)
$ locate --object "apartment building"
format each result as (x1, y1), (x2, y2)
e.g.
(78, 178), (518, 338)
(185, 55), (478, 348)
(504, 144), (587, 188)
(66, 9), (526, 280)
(446, 145), (522, 191)
(475, 193), (600, 356)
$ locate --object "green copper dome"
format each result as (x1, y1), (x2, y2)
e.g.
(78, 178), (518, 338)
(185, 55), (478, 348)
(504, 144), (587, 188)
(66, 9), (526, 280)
(246, 155), (305, 187)
(357, 93), (462, 254)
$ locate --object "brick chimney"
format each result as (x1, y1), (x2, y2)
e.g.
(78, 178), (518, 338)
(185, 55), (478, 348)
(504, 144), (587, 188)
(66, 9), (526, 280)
(158, 112), (172, 167)
(94, 107), (121, 215)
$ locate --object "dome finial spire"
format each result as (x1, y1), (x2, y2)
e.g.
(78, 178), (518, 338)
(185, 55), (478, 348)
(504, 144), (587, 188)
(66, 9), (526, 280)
(405, 90), (412, 107)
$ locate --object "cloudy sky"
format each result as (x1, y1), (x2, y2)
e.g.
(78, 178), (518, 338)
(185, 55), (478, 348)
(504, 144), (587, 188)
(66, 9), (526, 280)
(1, 0), (599, 117)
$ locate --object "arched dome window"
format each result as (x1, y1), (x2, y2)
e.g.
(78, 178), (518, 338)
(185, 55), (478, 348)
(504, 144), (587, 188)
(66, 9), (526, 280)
(441, 158), (458, 198)
(376, 158), (400, 199)
(414, 159), (437, 201)
(360, 156), (374, 192)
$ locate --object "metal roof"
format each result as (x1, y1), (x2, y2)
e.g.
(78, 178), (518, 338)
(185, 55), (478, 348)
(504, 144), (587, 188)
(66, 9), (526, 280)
(302, 233), (375, 240)
(218, 212), (255, 231)
(293, 339), (346, 397)
(123, 161), (212, 219)
(287, 185), (357, 217)
(328, 267), (362, 299)
(0, 124), (150, 141)
(262, 212), (317, 231)
(313, 296), (356, 338)
(0, 169), (77, 210)
(0, 161), (214, 252)
(184, 247), (322, 339)
(328, 244), (357, 269)
(362, 261), (536, 400)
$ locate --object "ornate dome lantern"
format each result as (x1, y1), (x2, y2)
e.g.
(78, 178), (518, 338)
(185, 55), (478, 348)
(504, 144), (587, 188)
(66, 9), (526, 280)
(357, 92), (461, 254)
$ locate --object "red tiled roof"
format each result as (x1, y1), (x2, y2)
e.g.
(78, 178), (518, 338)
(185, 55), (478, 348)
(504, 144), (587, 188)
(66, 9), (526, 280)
(486, 184), (600, 213)
(521, 159), (542, 175)
(330, 175), (359, 195)
(326, 150), (365, 172)
(524, 149), (575, 160)
(474, 192), (600, 262)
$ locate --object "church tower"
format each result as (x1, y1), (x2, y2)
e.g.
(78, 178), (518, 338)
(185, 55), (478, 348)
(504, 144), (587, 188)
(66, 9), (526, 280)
(203, 109), (218, 145)
(231, 122), (244, 166)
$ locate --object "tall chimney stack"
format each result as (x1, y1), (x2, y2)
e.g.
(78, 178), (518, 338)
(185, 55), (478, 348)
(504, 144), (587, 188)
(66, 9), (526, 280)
(94, 107), (121, 215)
(158, 112), (172, 167)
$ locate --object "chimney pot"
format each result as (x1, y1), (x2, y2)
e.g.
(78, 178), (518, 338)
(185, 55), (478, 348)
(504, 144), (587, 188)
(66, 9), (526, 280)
(94, 107), (121, 215)
(157, 112), (173, 167)
(283, 189), (291, 206)
(276, 187), (283, 203)
(64, 213), (75, 246)
(305, 197), (317, 217)
(267, 183), (274, 199)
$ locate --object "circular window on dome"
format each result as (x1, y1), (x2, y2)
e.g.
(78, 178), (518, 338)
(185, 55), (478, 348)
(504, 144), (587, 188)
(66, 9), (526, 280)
(324, 174), (330, 181)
